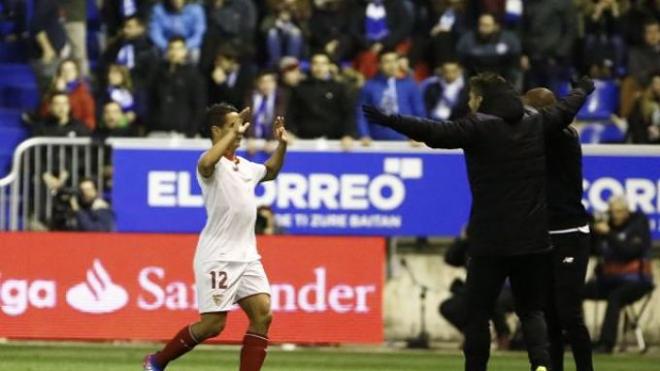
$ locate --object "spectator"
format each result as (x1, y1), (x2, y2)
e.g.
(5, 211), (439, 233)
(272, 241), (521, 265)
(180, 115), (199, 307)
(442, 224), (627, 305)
(207, 45), (256, 108)
(102, 15), (159, 90)
(278, 56), (305, 92)
(33, 92), (90, 137)
(29, 0), (70, 91)
(419, 0), (469, 69)
(96, 101), (137, 138)
(148, 36), (205, 137)
(102, 64), (137, 124)
(620, 0), (659, 47)
(629, 20), (660, 89)
(287, 53), (356, 148)
(586, 195), (655, 354)
(200, 0), (257, 72)
(245, 70), (287, 153)
(582, 0), (627, 78)
(261, 0), (306, 67)
(60, 0), (88, 76)
(521, 0), (578, 92)
(350, 0), (414, 78)
(149, 0), (206, 62)
(309, 0), (352, 62)
(421, 60), (469, 121)
(456, 13), (521, 84)
(40, 58), (96, 130)
(69, 178), (116, 232)
(356, 50), (425, 142)
(621, 19), (660, 117)
(101, 0), (155, 38)
(627, 72), (660, 143)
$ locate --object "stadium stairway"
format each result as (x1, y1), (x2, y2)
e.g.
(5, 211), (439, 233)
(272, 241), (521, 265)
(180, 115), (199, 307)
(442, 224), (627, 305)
(0, 44), (34, 176)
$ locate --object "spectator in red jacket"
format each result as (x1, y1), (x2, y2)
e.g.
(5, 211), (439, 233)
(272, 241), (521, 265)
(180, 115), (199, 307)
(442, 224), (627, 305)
(40, 58), (96, 130)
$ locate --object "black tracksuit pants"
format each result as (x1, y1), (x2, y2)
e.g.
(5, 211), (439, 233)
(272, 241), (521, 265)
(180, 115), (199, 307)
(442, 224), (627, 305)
(464, 252), (551, 371)
(545, 232), (593, 371)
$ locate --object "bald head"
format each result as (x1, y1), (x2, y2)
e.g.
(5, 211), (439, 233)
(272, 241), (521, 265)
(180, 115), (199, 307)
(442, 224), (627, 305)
(523, 88), (557, 110)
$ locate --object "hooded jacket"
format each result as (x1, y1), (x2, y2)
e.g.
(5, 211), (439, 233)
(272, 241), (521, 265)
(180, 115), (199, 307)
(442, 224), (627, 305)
(378, 87), (588, 256)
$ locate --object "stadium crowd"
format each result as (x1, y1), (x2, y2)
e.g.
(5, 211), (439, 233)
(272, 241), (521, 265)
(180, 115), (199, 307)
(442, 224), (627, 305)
(7, 0), (658, 145)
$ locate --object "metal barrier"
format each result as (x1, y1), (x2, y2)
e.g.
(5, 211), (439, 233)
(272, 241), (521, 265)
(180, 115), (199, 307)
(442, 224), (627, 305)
(0, 137), (106, 231)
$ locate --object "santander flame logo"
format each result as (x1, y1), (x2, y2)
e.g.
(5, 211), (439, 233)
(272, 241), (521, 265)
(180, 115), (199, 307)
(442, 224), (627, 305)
(66, 259), (129, 314)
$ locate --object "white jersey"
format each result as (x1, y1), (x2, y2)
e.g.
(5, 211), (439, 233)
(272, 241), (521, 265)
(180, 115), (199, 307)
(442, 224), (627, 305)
(194, 154), (267, 263)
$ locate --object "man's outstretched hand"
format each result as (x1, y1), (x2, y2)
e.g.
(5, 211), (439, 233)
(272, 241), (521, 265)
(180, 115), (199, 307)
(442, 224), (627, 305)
(362, 105), (394, 127)
(572, 76), (596, 95)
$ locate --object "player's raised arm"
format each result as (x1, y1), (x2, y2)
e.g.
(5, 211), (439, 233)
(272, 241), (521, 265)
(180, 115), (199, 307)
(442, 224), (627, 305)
(539, 76), (594, 133)
(198, 107), (251, 178)
(361, 105), (476, 149)
(262, 116), (288, 182)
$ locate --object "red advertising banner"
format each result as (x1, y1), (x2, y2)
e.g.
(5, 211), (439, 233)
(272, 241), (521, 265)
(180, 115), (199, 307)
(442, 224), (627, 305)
(0, 233), (385, 343)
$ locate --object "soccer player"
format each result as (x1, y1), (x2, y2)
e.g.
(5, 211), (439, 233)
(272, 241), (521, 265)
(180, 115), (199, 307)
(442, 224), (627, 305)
(143, 103), (288, 371)
(524, 88), (593, 371)
(362, 74), (594, 371)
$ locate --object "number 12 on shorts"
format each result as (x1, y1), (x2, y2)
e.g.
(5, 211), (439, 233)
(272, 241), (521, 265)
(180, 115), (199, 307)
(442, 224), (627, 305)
(210, 271), (228, 289)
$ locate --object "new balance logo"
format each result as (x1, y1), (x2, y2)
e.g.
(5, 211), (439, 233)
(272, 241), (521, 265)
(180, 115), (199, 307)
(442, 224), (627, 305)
(66, 259), (129, 314)
(562, 257), (575, 264)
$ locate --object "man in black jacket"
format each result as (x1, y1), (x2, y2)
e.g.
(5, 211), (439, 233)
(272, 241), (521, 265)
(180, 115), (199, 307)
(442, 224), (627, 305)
(287, 53), (356, 149)
(148, 36), (206, 137)
(363, 73), (594, 371)
(523, 88), (593, 371)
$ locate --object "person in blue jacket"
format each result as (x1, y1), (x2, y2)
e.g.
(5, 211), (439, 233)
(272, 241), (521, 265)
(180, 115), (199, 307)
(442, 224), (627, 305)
(149, 0), (206, 62)
(356, 50), (426, 143)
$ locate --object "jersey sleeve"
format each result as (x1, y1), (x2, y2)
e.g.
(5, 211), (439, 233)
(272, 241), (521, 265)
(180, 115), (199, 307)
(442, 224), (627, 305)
(196, 152), (217, 186)
(253, 163), (267, 184)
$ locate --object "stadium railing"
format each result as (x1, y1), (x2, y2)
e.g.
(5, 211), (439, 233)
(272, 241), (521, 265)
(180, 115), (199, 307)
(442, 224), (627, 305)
(0, 137), (107, 230)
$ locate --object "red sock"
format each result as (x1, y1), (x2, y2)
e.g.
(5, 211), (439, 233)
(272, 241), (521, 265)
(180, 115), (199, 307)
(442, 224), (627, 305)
(240, 332), (269, 371)
(154, 325), (200, 368)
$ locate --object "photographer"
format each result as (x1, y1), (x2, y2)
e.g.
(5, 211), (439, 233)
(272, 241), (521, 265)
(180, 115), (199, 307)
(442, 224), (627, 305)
(585, 195), (654, 354)
(52, 178), (115, 232)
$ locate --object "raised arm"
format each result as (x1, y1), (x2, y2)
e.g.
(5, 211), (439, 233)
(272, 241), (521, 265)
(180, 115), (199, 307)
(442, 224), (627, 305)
(540, 76), (595, 133)
(198, 108), (251, 178)
(262, 116), (288, 181)
(362, 105), (475, 149)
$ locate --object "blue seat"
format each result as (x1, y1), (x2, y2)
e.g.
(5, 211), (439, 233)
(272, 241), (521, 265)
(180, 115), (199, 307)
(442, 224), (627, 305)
(0, 40), (27, 63)
(0, 64), (37, 86)
(0, 108), (22, 127)
(0, 125), (28, 177)
(579, 122), (626, 144)
(556, 79), (620, 121)
(1, 84), (40, 110)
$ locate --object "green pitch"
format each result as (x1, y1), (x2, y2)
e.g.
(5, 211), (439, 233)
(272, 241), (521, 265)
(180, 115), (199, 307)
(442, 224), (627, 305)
(0, 342), (658, 371)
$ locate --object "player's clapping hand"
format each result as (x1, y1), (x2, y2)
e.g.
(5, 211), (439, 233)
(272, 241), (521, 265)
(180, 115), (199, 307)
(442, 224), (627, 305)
(572, 76), (596, 95)
(274, 116), (289, 143)
(362, 105), (393, 127)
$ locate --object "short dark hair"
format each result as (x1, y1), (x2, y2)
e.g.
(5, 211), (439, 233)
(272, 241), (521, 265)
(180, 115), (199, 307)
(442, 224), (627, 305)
(205, 103), (238, 134)
(469, 73), (509, 98)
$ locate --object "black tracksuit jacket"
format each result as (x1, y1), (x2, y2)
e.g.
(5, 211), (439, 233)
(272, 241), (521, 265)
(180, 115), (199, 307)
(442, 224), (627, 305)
(381, 88), (589, 256)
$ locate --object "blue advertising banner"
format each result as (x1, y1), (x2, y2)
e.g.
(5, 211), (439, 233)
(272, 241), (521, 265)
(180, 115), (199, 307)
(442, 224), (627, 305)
(111, 141), (660, 238)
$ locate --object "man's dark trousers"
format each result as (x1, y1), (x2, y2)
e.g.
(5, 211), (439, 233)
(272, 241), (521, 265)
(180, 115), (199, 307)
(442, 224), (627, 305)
(464, 252), (551, 371)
